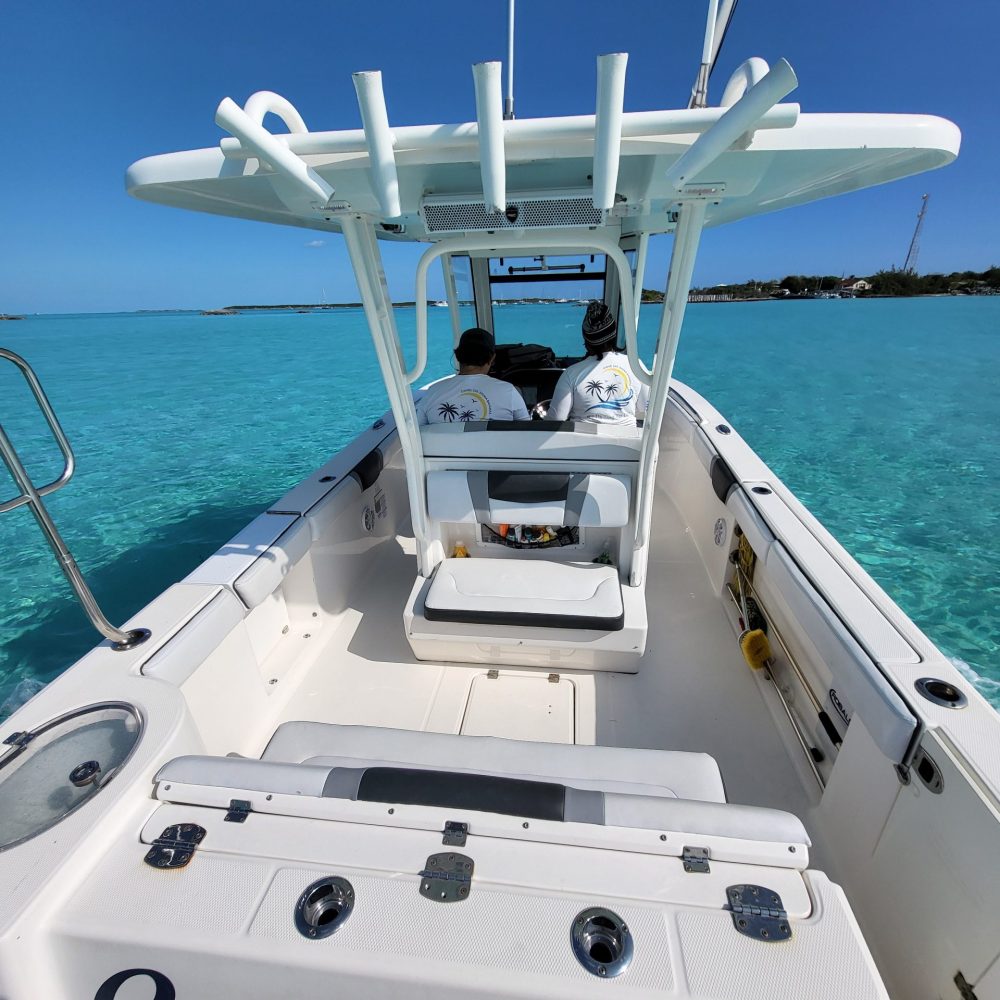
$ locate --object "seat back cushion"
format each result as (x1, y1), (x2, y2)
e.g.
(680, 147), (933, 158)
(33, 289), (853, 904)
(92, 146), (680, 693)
(427, 470), (629, 527)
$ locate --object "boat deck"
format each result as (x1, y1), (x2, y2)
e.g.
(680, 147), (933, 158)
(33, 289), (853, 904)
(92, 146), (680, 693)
(265, 494), (822, 852)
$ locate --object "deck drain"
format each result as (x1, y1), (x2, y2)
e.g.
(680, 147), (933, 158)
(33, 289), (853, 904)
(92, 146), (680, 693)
(295, 876), (355, 939)
(571, 907), (633, 978)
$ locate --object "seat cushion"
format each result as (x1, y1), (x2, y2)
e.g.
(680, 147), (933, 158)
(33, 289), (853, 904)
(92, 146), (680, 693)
(424, 558), (624, 631)
(426, 470), (630, 528)
(262, 722), (727, 803)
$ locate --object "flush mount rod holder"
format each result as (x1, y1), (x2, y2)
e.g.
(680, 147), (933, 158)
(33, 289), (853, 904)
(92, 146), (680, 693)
(0, 349), (150, 651)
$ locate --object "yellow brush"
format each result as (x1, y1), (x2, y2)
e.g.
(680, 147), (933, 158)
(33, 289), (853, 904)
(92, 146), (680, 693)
(739, 627), (772, 670)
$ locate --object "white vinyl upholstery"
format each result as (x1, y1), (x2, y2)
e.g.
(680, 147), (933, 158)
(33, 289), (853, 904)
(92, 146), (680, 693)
(233, 517), (313, 609)
(140, 590), (245, 684)
(421, 423), (642, 462)
(424, 558), (624, 631)
(155, 751), (810, 851)
(426, 470), (630, 528)
(262, 722), (727, 804)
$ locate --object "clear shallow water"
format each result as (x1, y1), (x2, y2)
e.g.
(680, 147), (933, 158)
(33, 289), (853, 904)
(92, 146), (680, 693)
(1, 299), (998, 717)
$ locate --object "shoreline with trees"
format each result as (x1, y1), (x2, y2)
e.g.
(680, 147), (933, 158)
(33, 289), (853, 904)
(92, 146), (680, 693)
(675, 267), (1000, 302)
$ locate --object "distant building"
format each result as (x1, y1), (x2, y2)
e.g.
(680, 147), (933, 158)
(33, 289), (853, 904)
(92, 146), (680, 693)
(838, 277), (871, 295)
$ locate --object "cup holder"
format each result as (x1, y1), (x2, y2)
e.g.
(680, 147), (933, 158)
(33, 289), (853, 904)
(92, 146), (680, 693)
(571, 907), (633, 978)
(915, 677), (968, 710)
(295, 876), (355, 939)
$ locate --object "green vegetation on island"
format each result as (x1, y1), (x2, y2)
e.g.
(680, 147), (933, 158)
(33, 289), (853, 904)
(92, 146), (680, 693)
(681, 266), (1000, 301)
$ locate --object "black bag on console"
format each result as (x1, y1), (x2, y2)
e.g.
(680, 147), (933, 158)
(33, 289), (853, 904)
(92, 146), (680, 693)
(491, 342), (557, 376)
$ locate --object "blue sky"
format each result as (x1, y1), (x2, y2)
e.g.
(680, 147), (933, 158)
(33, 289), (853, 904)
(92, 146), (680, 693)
(2, 0), (997, 313)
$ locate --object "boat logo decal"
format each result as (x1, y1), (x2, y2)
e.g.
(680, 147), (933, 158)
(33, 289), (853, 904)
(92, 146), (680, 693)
(714, 518), (726, 546)
(95, 969), (175, 1000)
(829, 688), (852, 725)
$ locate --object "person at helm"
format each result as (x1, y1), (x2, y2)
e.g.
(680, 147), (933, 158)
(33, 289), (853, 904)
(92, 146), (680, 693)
(416, 327), (529, 425)
(547, 302), (648, 425)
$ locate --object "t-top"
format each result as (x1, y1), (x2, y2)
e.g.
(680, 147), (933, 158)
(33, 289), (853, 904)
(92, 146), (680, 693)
(416, 374), (530, 425)
(547, 351), (649, 425)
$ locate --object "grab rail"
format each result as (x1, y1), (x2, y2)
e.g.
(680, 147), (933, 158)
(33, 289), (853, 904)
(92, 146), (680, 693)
(0, 349), (150, 651)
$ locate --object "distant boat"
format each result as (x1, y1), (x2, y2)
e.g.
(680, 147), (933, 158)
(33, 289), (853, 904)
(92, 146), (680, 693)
(431, 300), (448, 307)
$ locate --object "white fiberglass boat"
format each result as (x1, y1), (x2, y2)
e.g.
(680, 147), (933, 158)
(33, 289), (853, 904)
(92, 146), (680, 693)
(2, 6), (997, 999)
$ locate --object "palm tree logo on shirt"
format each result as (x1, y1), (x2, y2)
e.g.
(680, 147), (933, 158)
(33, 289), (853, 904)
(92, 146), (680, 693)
(438, 402), (459, 421)
(459, 409), (476, 422)
(585, 366), (634, 413)
(584, 375), (623, 403)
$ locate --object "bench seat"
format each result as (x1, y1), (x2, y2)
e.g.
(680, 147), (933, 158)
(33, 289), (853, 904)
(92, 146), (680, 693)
(262, 722), (726, 803)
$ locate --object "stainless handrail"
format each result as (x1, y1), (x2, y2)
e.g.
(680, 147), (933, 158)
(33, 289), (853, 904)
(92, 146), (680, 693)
(0, 348), (75, 513)
(0, 349), (150, 651)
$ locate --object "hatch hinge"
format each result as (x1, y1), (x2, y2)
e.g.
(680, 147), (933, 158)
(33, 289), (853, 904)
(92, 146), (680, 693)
(224, 798), (252, 823)
(682, 845), (711, 873)
(419, 852), (474, 902)
(2, 731), (34, 748)
(726, 884), (792, 942)
(442, 821), (469, 847)
(955, 971), (979, 1000)
(143, 823), (206, 870)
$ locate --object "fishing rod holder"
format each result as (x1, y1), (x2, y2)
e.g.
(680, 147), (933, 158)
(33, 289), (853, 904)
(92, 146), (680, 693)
(0, 348), (150, 651)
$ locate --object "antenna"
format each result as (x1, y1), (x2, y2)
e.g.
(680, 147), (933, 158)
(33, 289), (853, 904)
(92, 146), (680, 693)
(504, 0), (515, 120)
(689, 0), (740, 108)
(903, 193), (929, 274)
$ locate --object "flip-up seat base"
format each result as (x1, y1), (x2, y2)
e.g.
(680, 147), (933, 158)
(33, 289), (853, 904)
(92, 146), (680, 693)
(404, 558), (647, 672)
(424, 557), (624, 631)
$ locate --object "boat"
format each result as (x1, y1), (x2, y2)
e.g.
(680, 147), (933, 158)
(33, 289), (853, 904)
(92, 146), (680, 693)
(2, 5), (996, 999)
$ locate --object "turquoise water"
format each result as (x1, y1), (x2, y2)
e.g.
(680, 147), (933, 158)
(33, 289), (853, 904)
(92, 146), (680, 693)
(2, 299), (998, 717)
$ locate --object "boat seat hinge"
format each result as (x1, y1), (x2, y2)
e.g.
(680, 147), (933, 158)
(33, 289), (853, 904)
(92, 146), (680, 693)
(726, 884), (792, 942)
(224, 798), (252, 823)
(419, 852), (474, 902)
(143, 823), (206, 870)
(682, 845), (711, 873)
(2, 731), (34, 749)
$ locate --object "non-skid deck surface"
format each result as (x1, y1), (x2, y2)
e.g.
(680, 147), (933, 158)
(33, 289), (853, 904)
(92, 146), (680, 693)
(271, 499), (818, 842)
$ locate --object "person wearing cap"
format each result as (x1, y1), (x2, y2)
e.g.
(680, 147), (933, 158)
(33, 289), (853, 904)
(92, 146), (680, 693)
(416, 327), (530, 425)
(547, 302), (648, 425)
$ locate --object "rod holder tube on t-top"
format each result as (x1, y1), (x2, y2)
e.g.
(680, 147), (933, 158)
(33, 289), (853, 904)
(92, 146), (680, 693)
(0, 349), (150, 651)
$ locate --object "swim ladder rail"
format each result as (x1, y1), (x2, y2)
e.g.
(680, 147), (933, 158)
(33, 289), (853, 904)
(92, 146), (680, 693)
(0, 349), (150, 651)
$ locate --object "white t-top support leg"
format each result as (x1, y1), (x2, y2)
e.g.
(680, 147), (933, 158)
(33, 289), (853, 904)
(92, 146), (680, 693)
(340, 215), (432, 574)
(441, 255), (463, 349)
(631, 200), (708, 586)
